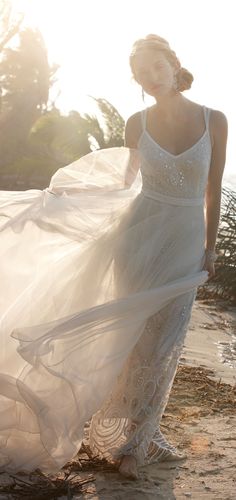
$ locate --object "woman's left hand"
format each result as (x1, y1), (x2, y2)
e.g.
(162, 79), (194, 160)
(202, 255), (216, 279)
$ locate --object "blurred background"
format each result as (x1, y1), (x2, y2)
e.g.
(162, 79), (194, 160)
(0, 0), (235, 189)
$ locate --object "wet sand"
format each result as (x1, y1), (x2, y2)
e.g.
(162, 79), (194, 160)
(183, 299), (236, 385)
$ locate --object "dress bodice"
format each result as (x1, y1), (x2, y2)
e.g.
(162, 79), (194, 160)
(138, 106), (212, 202)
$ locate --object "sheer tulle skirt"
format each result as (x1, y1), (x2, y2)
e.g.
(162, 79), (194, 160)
(0, 148), (208, 471)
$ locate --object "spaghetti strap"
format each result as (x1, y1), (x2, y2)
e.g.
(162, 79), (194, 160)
(203, 105), (211, 132)
(140, 108), (147, 131)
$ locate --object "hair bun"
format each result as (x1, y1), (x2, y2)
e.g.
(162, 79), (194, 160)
(177, 67), (194, 91)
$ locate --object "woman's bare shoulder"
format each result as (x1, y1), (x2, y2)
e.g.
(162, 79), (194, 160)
(124, 111), (143, 148)
(207, 108), (228, 183)
(209, 108), (228, 128)
(208, 107), (228, 144)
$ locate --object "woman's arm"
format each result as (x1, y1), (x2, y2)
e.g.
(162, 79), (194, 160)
(124, 113), (142, 187)
(124, 113), (141, 148)
(203, 109), (228, 278)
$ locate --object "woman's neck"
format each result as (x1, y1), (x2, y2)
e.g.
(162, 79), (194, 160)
(153, 93), (190, 121)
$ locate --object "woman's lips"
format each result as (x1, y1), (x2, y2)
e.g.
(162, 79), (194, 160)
(150, 84), (163, 92)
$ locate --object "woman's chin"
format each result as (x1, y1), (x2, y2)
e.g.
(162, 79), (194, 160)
(147, 87), (175, 99)
(148, 87), (167, 98)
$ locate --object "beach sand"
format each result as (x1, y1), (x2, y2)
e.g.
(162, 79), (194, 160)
(0, 299), (235, 499)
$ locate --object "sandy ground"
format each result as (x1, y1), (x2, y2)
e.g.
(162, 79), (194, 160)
(183, 299), (236, 386)
(0, 299), (235, 499)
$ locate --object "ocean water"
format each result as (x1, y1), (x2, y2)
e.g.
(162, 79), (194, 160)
(223, 175), (236, 191)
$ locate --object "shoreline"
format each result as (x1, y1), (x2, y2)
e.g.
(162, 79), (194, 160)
(182, 298), (236, 386)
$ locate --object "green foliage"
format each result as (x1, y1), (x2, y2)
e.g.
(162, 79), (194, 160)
(0, 0), (24, 53)
(1, 97), (126, 189)
(0, 5), (125, 187)
(198, 187), (236, 304)
(0, 24), (58, 169)
(0, 29), (50, 111)
(28, 109), (93, 182)
(88, 97), (125, 147)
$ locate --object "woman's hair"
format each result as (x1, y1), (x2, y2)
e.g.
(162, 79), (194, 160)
(129, 34), (193, 92)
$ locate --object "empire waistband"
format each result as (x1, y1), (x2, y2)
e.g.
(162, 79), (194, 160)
(141, 188), (204, 207)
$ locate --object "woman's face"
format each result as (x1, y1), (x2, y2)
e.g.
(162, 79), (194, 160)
(133, 49), (177, 97)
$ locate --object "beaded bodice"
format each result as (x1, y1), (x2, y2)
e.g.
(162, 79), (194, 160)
(138, 106), (212, 200)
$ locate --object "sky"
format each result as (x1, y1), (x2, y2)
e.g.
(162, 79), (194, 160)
(13, 0), (236, 186)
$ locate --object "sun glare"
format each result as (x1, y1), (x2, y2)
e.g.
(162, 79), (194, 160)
(13, 0), (134, 113)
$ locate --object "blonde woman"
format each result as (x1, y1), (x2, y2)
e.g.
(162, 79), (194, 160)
(116, 34), (228, 478)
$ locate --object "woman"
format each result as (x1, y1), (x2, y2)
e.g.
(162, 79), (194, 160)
(0, 34), (227, 479)
(115, 34), (228, 479)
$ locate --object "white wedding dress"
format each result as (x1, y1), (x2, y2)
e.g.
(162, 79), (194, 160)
(0, 106), (211, 472)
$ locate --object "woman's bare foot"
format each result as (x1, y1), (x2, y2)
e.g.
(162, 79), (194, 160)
(118, 454), (139, 480)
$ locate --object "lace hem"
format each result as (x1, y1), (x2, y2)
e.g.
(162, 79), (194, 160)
(88, 291), (196, 466)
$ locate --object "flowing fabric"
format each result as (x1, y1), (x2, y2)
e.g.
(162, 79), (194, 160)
(0, 106), (212, 472)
